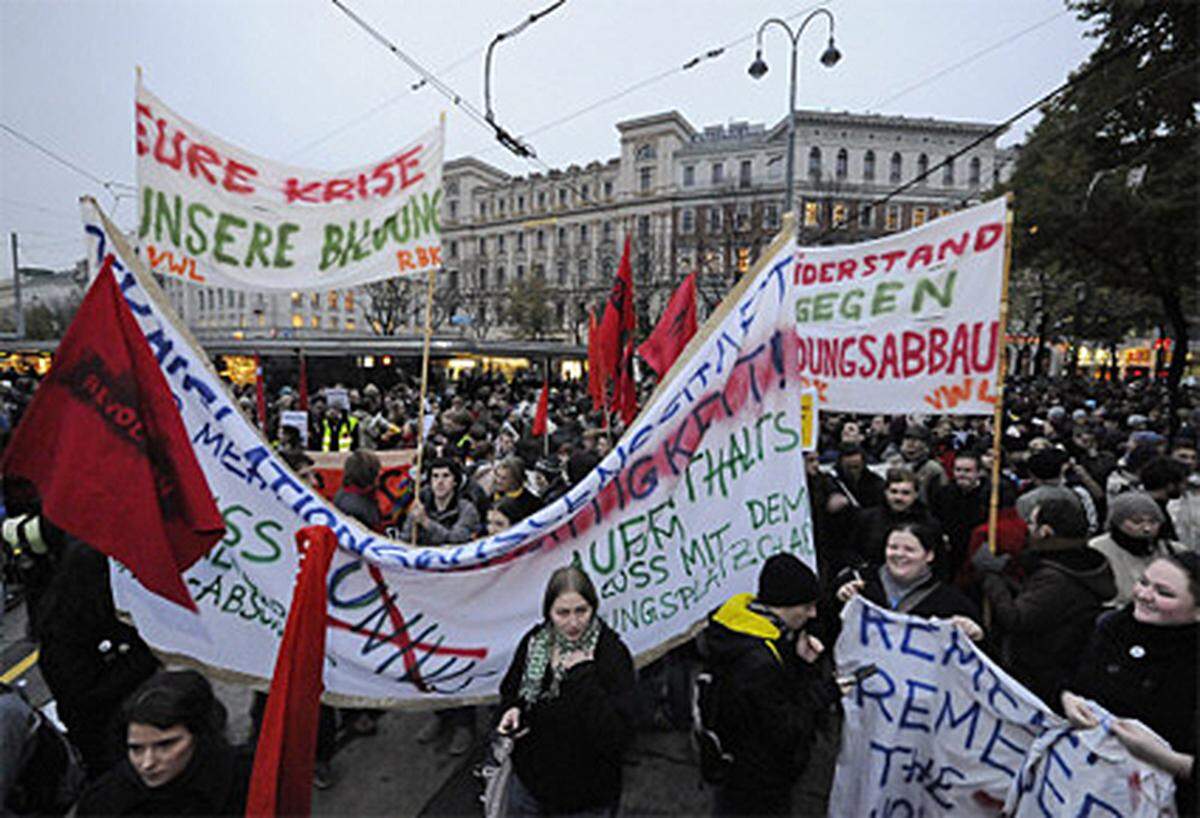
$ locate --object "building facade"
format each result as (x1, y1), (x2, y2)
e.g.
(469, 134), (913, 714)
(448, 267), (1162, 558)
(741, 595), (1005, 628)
(145, 107), (1004, 343)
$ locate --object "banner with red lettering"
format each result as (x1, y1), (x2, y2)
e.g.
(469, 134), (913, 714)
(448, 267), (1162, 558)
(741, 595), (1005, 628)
(135, 80), (443, 291)
(792, 197), (1008, 414)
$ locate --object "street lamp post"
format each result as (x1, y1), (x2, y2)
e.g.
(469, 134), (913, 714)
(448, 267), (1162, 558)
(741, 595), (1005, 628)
(748, 9), (841, 224)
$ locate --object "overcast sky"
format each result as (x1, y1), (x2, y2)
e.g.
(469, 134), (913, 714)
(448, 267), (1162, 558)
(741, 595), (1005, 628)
(0, 0), (1097, 280)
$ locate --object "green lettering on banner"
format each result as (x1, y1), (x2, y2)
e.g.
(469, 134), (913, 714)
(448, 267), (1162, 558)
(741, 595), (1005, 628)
(871, 281), (904, 317)
(911, 269), (957, 314)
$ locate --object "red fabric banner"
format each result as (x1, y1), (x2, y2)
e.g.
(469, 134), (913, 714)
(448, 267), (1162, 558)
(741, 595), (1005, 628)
(637, 272), (697, 379)
(531, 378), (550, 437)
(594, 236), (635, 392)
(244, 525), (337, 818)
(0, 256), (224, 611)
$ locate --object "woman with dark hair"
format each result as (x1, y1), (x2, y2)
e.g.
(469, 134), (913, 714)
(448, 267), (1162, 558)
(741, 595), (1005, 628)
(76, 670), (252, 816)
(35, 540), (160, 778)
(1061, 553), (1198, 815)
(835, 522), (984, 640)
(497, 565), (636, 815)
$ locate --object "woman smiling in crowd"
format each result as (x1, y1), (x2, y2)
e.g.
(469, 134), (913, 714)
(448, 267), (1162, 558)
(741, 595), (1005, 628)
(1061, 553), (1198, 815)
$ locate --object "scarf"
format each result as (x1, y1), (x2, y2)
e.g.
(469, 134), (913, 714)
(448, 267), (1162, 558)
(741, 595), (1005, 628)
(879, 564), (934, 611)
(1109, 527), (1157, 557)
(518, 615), (602, 706)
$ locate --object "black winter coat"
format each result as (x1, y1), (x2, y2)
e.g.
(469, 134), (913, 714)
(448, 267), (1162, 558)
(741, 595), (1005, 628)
(699, 594), (841, 794)
(499, 621), (636, 813)
(979, 541), (1116, 708)
(843, 566), (980, 622)
(1069, 607), (1197, 814)
(76, 736), (252, 816)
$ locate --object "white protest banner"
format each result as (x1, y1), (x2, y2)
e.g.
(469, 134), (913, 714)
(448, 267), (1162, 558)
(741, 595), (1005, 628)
(793, 196), (1008, 414)
(135, 80), (443, 292)
(278, 410), (308, 446)
(831, 597), (1176, 817)
(84, 200), (813, 706)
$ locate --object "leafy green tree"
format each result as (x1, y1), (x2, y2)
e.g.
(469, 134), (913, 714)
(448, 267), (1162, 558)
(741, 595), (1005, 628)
(1008, 0), (1197, 411)
(505, 276), (553, 340)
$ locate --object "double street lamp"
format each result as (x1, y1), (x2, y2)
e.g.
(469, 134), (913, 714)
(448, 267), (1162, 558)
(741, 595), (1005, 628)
(748, 9), (841, 223)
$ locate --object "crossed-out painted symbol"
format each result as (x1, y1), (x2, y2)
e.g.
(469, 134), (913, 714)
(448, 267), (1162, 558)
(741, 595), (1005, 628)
(327, 563), (490, 693)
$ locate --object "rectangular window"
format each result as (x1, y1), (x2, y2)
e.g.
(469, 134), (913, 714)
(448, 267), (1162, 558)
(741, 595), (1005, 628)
(578, 259), (589, 281)
(739, 159), (752, 189)
(859, 205), (874, 228)
(559, 189), (568, 206)
(479, 237), (487, 255)
(639, 167), (652, 192)
(681, 208), (695, 234)
(913, 206), (928, 227)
(832, 203), (848, 228)
(517, 264), (526, 281)
(580, 184), (589, 200)
(498, 234), (506, 252)
(707, 207), (723, 233)
(538, 191), (547, 209)
(886, 205), (900, 231)
(449, 240), (458, 259)
(448, 200), (458, 219)
(603, 221), (613, 240)
(517, 233), (525, 251)
(711, 163), (724, 185)
(328, 291), (339, 310)
(683, 165), (695, 187)
(557, 262), (567, 285)
(579, 224), (588, 241)
(479, 201), (487, 217)
(638, 215), (650, 238)
(604, 181), (613, 198)
(557, 226), (566, 244)
(804, 202), (820, 227)
(764, 204), (779, 230)
(735, 204), (750, 231)
(517, 195), (525, 211)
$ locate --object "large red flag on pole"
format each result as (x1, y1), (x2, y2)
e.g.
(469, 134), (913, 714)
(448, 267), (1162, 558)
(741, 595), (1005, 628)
(0, 256), (224, 611)
(637, 272), (697, 379)
(586, 307), (604, 412)
(244, 525), (337, 818)
(593, 235), (635, 391)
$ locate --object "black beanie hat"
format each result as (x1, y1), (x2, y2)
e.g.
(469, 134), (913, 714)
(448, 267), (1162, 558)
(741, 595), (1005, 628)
(757, 553), (820, 607)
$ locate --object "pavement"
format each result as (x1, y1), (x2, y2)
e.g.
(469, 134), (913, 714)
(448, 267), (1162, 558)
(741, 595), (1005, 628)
(3, 593), (840, 816)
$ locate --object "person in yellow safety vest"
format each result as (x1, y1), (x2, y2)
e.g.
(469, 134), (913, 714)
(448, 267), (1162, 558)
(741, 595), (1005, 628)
(319, 406), (360, 452)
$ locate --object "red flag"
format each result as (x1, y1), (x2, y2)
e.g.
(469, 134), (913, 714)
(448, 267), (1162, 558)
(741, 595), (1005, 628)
(594, 236), (635, 390)
(531, 377), (550, 437)
(244, 525), (336, 818)
(297, 349), (309, 411)
(0, 256), (224, 610)
(587, 307), (604, 412)
(613, 342), (638, 425)
(254, 353), (267, 429)
(637, 272), (697, 379)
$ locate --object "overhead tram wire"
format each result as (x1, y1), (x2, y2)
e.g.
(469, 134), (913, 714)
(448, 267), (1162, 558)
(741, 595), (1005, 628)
(285, 44), (487, 162)
(0, 122), (129, 204)
(871, 8), (1070, 110)
(331, 0), (529, 160)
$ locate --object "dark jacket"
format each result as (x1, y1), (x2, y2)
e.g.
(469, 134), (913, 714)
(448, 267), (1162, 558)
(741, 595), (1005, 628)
(1069, 607), (1197, 814)
(699, 594), (840, 794)
(841, 566), (980, 622)
(399, 488), (481, 545)
(831, 463), (886, 510)
(930, 480), (990, 579)
(334, 485), (381, 530)
(76, 736), (251, 816)
(978, 540), (1116, 707)
(35, 543), (159, 777)
(499, 621), (636, 813)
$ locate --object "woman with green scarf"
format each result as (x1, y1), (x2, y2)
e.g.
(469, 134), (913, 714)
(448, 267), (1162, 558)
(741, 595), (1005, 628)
(497, 565), (636, 816)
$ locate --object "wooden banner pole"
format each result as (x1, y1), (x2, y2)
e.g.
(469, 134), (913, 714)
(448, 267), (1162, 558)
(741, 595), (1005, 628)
(987, 195), (1016, 559)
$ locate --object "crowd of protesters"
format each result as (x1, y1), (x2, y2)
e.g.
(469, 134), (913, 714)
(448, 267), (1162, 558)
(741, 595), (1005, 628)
(2, 364), (1199, 815)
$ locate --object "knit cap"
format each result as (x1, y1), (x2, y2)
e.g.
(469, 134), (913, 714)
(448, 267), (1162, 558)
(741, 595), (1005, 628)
(756, 554), (820, 607)
(1106, 491), (1164, 530)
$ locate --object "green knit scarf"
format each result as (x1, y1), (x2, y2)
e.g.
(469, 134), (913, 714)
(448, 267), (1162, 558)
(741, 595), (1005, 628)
(518, 616), (602, 705)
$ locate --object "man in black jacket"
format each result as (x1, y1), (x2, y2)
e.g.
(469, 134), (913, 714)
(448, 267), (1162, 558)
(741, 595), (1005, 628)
(700, 554), (842, 816)
(930, 451), (990, 581)
(974, 495), (1116, 708)
(846, 468), (944, 572)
